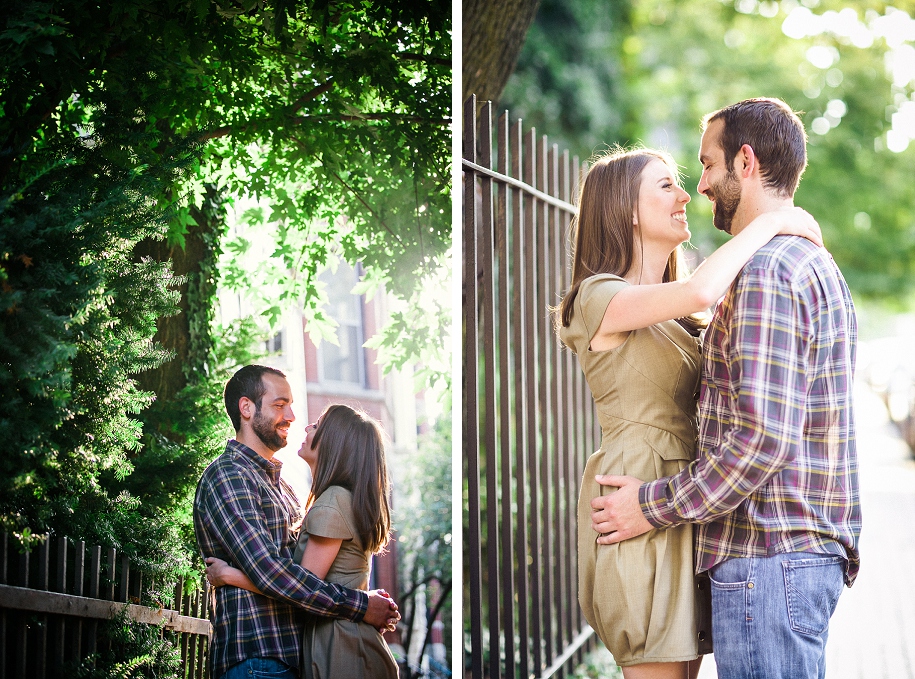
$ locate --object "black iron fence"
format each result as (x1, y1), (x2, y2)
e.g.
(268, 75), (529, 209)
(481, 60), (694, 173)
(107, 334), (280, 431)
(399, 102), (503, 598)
(0, 532), (210, 678)
(463, 94), (601, 678)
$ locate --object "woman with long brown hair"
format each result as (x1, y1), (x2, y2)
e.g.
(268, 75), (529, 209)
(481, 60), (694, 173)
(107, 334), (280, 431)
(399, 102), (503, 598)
(206, 404), (398, 679)
(557, 147), (820, 679)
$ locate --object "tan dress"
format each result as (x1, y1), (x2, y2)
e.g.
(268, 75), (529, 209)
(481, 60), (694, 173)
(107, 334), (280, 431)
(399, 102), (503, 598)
(560, 273), (703, 666)
(293, 486), (399, 679)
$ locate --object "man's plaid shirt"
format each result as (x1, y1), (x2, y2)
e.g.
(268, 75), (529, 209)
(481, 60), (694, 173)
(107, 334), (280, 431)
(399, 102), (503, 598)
(640, 236), (862, 586)
(194, 440), (367, 678)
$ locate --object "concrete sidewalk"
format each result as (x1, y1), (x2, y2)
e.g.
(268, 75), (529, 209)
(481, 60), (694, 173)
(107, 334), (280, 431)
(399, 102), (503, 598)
(697, 382), (915, 678)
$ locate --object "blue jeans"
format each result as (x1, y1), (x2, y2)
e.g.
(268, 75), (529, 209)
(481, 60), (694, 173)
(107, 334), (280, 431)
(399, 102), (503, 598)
(709, 552), (845, 679)
(220, 658), (298, 679)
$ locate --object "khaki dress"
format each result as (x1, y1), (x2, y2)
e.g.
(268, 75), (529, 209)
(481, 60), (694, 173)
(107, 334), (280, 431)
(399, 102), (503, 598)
(560, 273), (703, 666)
(293, 486), (399, 679)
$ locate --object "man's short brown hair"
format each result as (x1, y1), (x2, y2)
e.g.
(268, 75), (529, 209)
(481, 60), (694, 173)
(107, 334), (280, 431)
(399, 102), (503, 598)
(704, 98), (807, 198)
(224, 364), (286, 431)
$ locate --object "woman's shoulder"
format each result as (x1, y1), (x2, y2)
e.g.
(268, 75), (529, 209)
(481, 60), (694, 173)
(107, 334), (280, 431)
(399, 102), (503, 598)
(581, 272), (628, 287)
(578, 273), (630, 291)
(314, 485), (353, 508)
(577, 274), (629, 307)
(577, 274), (630, 325)
(560, 275), (630, 351)
(306, 486), (355, 539)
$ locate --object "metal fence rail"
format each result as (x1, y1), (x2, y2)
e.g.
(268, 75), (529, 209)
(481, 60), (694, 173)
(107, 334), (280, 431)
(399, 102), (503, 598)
(463, 94), (601, 679)
(0, 532), (210, 678)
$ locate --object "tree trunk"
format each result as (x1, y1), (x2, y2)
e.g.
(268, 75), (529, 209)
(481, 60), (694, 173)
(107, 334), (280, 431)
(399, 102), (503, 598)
(135, 188), (224, 404)
(463, 0), (541, 106)
(134, 233), (200, 403)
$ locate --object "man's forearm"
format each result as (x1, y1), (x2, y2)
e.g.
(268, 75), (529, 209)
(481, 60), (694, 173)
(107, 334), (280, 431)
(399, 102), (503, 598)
(204, 502), (367, 621)
(235, 545), (368, 621)
(639, 424), (799, 528)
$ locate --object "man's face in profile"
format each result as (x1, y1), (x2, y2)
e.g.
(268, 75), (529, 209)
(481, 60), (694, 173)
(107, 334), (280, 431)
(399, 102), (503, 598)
(251, 374), (294, 452)
(698, 118), (743, 234)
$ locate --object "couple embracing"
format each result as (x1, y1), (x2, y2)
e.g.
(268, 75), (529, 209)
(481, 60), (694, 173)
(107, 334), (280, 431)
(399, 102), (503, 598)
(194, 365), (401, 679)
(558, 98), (861, 679)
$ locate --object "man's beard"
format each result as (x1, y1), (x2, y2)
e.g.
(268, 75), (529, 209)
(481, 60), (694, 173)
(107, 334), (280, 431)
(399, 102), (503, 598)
(709, 169), (742, 234)
(252, 406), (288, 452)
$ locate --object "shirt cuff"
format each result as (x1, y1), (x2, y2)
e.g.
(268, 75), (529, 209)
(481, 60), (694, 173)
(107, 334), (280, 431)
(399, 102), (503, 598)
(639, 479), (681, 529)
(351, 589), (369, 622)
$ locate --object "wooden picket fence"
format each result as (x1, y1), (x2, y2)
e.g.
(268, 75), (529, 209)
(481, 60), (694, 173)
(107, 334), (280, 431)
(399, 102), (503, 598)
(0, 532), (211, 678)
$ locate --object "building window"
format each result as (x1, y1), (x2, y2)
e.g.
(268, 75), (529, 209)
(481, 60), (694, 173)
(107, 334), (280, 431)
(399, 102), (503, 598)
(317, 261), (366, 387)
(265, 330), (283, 355)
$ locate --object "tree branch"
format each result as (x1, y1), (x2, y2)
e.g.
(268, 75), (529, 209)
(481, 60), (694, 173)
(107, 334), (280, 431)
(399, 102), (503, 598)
(195, 125), (235, 141)
(397, 52), (450, 67)
(327, 170), (407, 250)
(397, 571), (443, 601)
(288, 79), (334, 113)
(194, 112), (449, 141)
(413, 173), (427, 270)
(290, 114), (449, 124)
(416, 579), (452, 668)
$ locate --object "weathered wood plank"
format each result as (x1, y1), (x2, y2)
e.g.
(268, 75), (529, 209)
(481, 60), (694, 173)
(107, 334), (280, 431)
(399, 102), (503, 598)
(0, 584), (211, 635)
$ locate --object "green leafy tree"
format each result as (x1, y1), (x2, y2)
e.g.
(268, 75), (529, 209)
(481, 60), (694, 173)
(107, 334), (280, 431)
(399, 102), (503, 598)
(502, 0), (915, 305)
(500, 0), (639, 158)
(192, 0), (452, 384)
(0, 149), (207, 580)
(1, 0), (450, 581)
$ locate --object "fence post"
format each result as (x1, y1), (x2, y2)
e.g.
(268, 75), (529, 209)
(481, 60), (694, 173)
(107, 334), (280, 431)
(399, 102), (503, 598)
(525, 124), (543, 675)
(86, 544), (100, 660)
(463, 93), (485, 679)
(495, 109), (517, 679)
(507, 115), (531, 679)
(52, 537), (67, 669)
(188, 584), (200, 679)
(106, 548), (116, 602)
(74, 540), (85, 661)
(119, 554), (130, 603)
(36, 539), (49, 678)
(477, 99), (504, 679)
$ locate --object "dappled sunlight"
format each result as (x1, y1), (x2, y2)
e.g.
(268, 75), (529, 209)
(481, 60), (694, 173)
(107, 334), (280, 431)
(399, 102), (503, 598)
(782, 4), (915, 151)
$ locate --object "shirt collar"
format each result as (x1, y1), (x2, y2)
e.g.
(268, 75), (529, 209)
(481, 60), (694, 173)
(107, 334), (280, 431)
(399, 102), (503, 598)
(226, 439), (283, 483)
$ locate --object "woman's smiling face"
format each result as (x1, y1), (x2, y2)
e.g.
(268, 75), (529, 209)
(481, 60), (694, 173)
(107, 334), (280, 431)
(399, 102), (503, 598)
(298, 419), (320, 469)
(634, 158), (692, 248)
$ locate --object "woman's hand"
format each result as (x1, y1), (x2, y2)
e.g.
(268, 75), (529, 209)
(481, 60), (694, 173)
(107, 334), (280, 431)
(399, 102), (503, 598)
(204, 556), (261, 594)
(752, 206), (823, 247)
(204, 556), (232, 587)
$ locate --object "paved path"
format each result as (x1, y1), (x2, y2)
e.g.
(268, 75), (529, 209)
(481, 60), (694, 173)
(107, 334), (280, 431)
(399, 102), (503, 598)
(697, 381), (915, 678)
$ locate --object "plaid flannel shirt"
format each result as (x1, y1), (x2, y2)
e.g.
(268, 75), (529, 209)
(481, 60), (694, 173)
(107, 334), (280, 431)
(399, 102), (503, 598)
(194, 440), (367, 678)
(640, 236), (862, 586)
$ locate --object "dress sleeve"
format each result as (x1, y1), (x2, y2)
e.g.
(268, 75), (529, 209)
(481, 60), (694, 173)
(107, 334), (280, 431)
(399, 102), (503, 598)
(304, 487), (355, 540)
(577, 274), (629, 343)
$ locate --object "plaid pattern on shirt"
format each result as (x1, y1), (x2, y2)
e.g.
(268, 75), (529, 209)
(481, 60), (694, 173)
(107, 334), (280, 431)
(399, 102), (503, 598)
(640, 236), (862, 586)
(194, 440), (367, 678)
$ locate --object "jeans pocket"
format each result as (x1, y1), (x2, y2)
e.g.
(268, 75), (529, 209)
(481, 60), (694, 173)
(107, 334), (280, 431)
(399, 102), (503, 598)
(782, 556), (844, 636)
(250, 670), (293, 679)
(709, 557), (752, 591)
(247, 658), (295, 679)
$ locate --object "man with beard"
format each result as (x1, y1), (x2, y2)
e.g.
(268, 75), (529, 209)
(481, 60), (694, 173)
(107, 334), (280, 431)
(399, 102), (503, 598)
(588, 99), (861, 678)
(194, 365), (400, 679)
